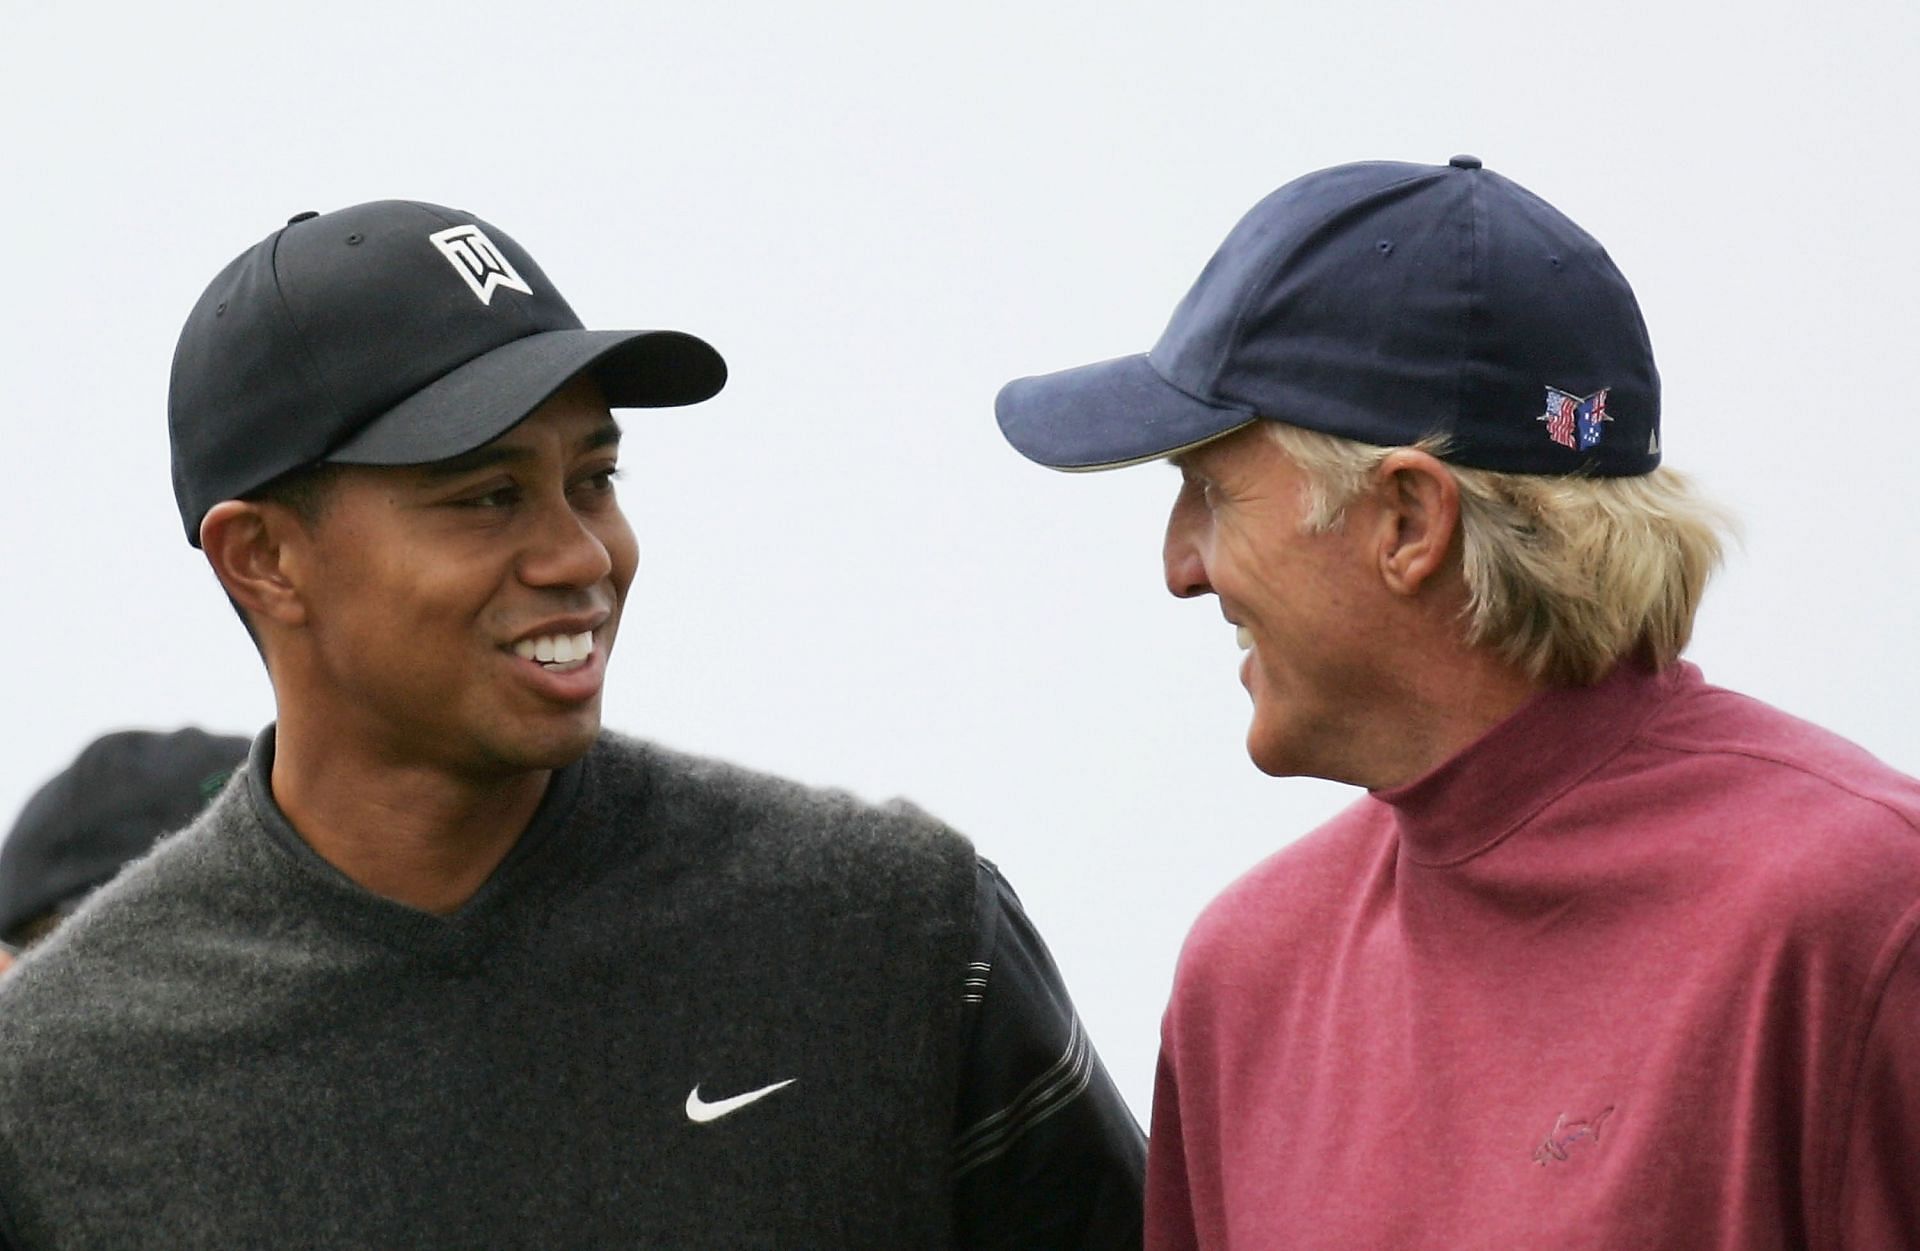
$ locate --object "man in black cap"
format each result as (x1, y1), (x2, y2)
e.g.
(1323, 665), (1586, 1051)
(0, 202), (1141, 1248)
(997, 157), (1920, 1248)
(0, 728), (248, 964)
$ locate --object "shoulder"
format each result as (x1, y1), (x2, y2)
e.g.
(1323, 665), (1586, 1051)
(1545, 673), (1920, 976)
(1637, 674), (1920, 824)
(1171, 796), (1390, 1000)
(586, 731), (978, 894)
(1, 781), (251, 992)
(1623, 675), (1920, 887)
(0, 786), (257, 1106)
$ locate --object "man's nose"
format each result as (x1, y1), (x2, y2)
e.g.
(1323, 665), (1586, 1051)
(1163, 489), (1212, 600)
(518, 496), (614, 590)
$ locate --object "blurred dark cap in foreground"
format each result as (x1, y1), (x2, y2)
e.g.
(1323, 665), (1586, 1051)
(0, 728), (250, 946)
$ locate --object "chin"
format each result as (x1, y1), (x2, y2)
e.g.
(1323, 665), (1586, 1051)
(1244, 734), (1290, 778)
(487, 712), (604, 774)
(1247, 748), (1297, 779)
(1244, 714), (1308, 779)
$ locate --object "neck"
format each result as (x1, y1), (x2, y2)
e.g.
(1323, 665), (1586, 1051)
(1344, 635), (1545, 792)
(1317, 556), (1546, 790)
(268, 723), (551, 916)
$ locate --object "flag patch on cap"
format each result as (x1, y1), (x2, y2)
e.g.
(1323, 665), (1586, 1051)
(429, 224), (533, 306)
(1540, 386), (1611, 451)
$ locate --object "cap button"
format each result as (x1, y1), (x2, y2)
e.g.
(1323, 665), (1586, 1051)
(286, 210), (320, 225)
(1448, 154), (1483, 170)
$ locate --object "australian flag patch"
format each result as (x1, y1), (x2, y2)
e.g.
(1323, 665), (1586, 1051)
(1540, 386), (1611, 451)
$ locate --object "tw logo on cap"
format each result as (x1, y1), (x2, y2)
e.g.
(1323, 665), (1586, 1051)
(429, 224), (534, 306)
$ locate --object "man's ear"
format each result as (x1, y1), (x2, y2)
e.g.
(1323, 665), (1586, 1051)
(1372, 449), (1461, 598)
(199, 501), (310, 630)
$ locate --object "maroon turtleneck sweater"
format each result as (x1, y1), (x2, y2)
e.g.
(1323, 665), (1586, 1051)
(1147, 661), (1920, 1250)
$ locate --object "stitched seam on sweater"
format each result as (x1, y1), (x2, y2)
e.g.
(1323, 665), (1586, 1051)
(1817, 901), (1920, 1250)
(1629, 733), (1920, 1246)
(1633, 734), (1920, 841)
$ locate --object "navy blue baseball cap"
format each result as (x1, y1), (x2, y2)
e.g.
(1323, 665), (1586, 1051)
(996, 156), (1660, 476)
(170, 200), (728, 546)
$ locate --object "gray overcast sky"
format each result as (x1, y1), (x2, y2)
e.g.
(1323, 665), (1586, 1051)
(3, 0), (1915, 1116)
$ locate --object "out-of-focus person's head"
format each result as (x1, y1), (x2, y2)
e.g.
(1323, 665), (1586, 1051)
(996, 156), (1733, 783)
(167, 202), (727, 776)
(0, 728), (249, 951)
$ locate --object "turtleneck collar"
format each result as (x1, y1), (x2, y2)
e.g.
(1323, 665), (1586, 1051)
(1373, 658), (1698, 866)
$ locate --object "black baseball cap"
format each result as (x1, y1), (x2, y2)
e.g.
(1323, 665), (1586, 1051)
(997, 156), (1660, 476)
(169, 200), (728, 545)
(0, 728), (250, 944)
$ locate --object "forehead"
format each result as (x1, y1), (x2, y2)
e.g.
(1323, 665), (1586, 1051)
(1172, 422), (1277, 476)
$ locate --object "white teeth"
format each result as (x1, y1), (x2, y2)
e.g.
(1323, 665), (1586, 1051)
(514, 631), (597, 667)
(1236, 626), (1254, 651)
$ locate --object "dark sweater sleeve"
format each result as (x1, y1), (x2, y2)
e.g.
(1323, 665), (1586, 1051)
(952, 858), (1146, 1251)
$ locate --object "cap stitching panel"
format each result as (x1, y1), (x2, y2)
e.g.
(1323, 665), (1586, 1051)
(1207, 167), (1440, 405)
(1456, 173), (1484, 446)
(266, 227), (343, 464)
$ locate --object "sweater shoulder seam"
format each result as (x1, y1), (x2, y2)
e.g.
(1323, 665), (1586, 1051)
(1632, 732), (1920, 840)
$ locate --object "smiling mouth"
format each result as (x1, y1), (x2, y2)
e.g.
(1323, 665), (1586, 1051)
(1236, 625), (1254, 651)
(512, 630), (595, 673)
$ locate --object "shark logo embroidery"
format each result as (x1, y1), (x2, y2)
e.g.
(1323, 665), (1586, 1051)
(1532, 1106), (1615, 1166)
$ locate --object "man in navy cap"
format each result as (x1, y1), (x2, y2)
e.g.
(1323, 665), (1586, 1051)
(0, 202), (1142, 1248)
(997, 156), (1920, 1248)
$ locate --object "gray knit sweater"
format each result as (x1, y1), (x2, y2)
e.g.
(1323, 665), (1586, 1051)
(0, 730), (978, 1248)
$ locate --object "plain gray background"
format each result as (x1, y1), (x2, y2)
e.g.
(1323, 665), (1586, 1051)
(4, 0), (1915, 1119)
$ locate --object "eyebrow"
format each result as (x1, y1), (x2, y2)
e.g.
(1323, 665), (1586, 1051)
(581, 421), (622, 454)
(417, 418), (622, 480)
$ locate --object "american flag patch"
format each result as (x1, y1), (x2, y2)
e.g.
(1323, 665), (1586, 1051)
(1539, 386), (1611, 451)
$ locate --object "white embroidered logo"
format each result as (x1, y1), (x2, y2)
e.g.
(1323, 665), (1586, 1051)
(684, 1078), (796, 1124)
(428, 224), (533, 306)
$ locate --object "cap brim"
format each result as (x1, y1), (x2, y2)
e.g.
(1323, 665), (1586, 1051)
(325, 328), (726, 466)
(995, 352), (1259, 471)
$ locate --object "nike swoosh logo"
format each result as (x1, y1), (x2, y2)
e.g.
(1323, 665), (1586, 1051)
(685, 1078), (796, 1124)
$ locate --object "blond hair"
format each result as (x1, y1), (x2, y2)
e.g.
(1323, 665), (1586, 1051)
(1265, 422), (1735, 686)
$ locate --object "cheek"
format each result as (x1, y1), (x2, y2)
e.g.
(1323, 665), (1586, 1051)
(333, 544), (499, 643)
(1212, 525), (1285, 608)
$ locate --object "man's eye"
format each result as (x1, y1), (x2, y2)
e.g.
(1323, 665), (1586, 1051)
(456, 486), (520, 509)
(575, 467), (623, 495)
